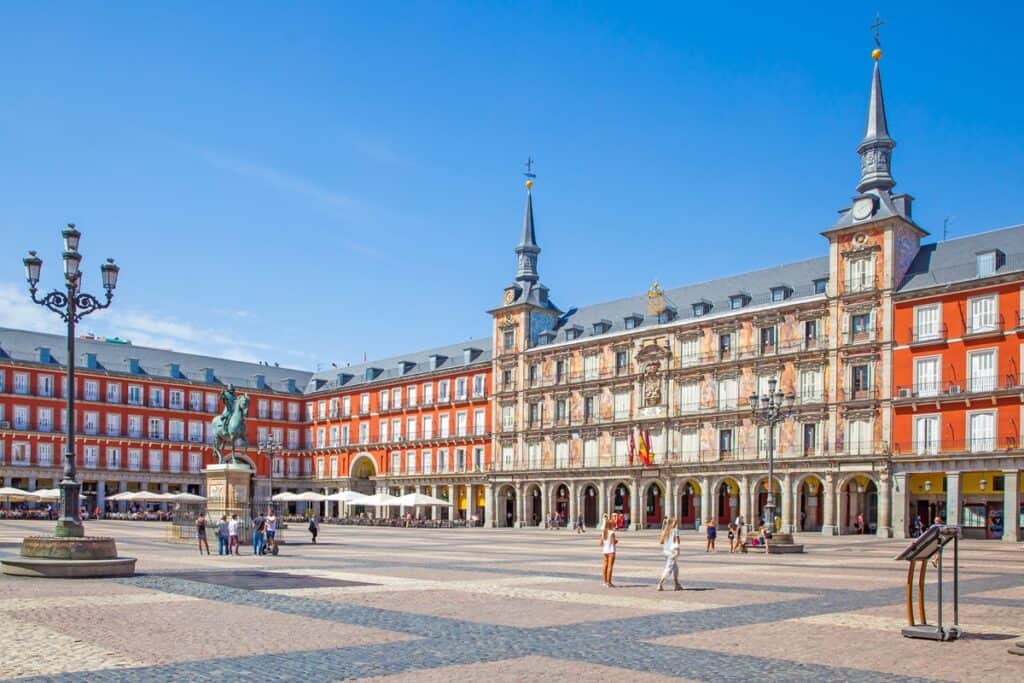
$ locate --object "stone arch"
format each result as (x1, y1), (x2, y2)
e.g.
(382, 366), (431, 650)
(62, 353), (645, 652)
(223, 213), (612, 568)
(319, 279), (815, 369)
(750, 475), (786, 529)
(550, 481), (572, 523)
(710, 476), (741, 527)
(792, 473), (826, 532)
(496, 484), (517, 527)
(349, 454), (377, 496)
(837, 473), (879, 535)
(641, 480), (666, 528)
(577, 480), (602, 527)
(608, 480), (633, 528)
(676, 478), (702, 529)
(524, 482), (544, 527)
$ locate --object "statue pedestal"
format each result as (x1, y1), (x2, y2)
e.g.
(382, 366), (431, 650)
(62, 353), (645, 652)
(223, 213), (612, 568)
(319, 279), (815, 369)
(205, 463), (254, 542)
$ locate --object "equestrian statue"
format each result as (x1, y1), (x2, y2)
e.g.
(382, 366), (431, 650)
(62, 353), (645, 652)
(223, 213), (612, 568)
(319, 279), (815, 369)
(211, 384), (250, 464)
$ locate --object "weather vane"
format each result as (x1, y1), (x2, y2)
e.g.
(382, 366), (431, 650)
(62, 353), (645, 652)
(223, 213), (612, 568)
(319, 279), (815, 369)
(871, 12), (885, 48)
(524, 156), (536, 179)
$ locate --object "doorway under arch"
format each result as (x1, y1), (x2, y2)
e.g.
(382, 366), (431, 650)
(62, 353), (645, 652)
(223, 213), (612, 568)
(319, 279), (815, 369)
(645, 482), (664, 528)
(798, 475), (824, 531)
(678, 480), (700, 529)
(582, 484), (599, 526)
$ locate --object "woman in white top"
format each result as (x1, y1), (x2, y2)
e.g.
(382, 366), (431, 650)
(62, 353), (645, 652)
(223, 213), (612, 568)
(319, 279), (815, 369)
(601, 518), (618, 587)
(657, 517), (683, 591)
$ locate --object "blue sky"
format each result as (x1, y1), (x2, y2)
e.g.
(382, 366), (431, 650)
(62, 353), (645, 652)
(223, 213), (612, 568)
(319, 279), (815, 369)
(1, 3), (1022, 368)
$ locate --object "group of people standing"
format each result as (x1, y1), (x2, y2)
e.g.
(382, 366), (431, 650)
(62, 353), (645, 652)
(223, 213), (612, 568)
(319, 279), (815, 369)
(195, 510), (295, 556)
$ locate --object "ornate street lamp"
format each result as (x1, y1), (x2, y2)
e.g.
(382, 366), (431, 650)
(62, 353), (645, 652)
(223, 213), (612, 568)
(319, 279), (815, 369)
(258, 435), (282, 515)
(748, 377), (794, 533)
(23, 224), (119, 538)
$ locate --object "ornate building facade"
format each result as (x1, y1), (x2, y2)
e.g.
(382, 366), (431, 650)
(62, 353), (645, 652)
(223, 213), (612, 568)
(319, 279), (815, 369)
(1, 49), (1021, 538)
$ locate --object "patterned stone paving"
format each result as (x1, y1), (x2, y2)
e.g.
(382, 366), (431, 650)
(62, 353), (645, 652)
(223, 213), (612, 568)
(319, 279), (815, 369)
(0, 520), (1021, 681)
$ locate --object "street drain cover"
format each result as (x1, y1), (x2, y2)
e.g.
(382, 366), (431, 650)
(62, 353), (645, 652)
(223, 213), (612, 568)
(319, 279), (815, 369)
(169, 570), (375, 591)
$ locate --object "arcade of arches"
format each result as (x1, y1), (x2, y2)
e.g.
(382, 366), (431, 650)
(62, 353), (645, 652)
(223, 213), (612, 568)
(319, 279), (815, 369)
(479, 471), (890, 533)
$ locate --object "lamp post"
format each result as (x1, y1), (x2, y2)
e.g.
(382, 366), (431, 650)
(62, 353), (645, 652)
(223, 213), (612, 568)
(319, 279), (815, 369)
(258, 436), (281, 515)
(23, 224), (119, 538)
(748, 377), (794, 533)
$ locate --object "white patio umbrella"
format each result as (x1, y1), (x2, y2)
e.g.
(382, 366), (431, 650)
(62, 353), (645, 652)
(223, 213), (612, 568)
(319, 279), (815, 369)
(325, 490), (370, 503)
(106, 491), (139, 501)
(0, 486), (32, 503)
(271, 491), (300, 502)
(30, 488), (61, 502)
(358, 492), (401, 506)
(292, 491), (327, 502)
(394, 492), (452, 507)
(170, 492), (207, 503)
(128, 491), (176, 503)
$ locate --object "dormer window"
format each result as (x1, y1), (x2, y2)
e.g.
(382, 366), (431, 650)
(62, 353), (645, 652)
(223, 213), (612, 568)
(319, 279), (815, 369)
(814, 278), (828, 294)
(657, 306), (676, 324)
(538, 330), (556, 345)
(692, 300), (712, 317)
(565, 326), (582, 341)
(770, 286), (791, 302)
(593, 319), (612, 335)
(976, 250), (1000, 278)
(624, 313), (643, 330)
(729, 293), (749, 310)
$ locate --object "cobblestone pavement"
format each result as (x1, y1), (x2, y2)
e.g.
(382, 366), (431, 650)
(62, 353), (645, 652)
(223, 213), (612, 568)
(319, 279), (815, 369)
(1, 520), (1022, 681)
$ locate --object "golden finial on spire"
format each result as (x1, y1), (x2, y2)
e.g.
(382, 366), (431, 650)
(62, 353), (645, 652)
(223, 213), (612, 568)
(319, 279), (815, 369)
(525, 179), (533, 189)
(524, 156), (536, 190)
(647, 279), (663, 298)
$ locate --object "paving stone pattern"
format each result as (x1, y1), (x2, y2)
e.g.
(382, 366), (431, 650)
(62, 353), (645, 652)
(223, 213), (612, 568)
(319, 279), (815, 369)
(1, 520), (1021, 681)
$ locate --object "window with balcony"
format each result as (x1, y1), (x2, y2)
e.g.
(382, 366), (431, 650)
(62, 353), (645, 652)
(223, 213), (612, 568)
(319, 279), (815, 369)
(317, 400), (326, 420)
(914, 304), (941, 341)
(37, 408), (53, 432)
(169, 390), (184, 410)
(455, 412), (467, 437)
(379, 390), (390, 411)
(850, 364), (871, 399)
(913, 415), (939, 455)
(613, 392), (630, 420)
(128, 415), (142, 438)
(555, 441), (569, 468)
(455, 377), (468, 400)
(583, 395), (595, 422)
(407, 416), (418, 441)
(614, 350), (629, 374)
(969, 411), (996, 452)
(846, 257), (874, 292)
(967, 349), (996, 392)
(168, 420), (184, 442)
(258, 399), (269, 418)
(83, 411), (99, 435)
(359, 423), (369, 444)
(679, 336), (700, 366)
(37, 443), (53, 467)
(914, 357), (940, 397)
(148, 449), (162, 472)
(804, 320), (819, 348)
(39, 375), (54, 397)
(359, 394), (370, 413)
(287, 458), (299, 477)
(169, 451), (182, 473)
(149, 387), (164, 408)
(717, 378), (738, 410)
(502, 329), (515, 351)
(316, 458), (325, 478)
(329, 426), (339, 447)
(13, 373), (28, 395)
(390, 419), (401, 441)
(759, 326), (777, 355)
(613, 438), (627, 466)
(719, 333), (733, 359)
(501, 405), (514, 432)
(968, 295), (997, 334)
(408, 385), (418, 406)
(189, 452), (202, 473)
(148, 418), (164, 440)
(287, 429), (299, 449)
(850, 312), (873, 342)
(846, 419), (872, 455)
(127, 449), (142, 471)
(189, 421), (203, 443)
(438, 380), (450, 402)
(679, 382), (699, 413)
(438, 448), (449, 472)
(271, 400), (283, 419)
(316, 428), (326, 448)
(406, 450), (417, 474)
(423, 449), (434, 474)
(330, 456), (338, 478)
(718, 429), (733, 456)
(472, 374), (485, 397)
(11, 443), (30, 466)
(188, 391), (202, 411)
(802, 423), (818, 456)
(799, 369), (822, 403)
(527, 402), (542, 428)
(207, 393), (219, 413)
(555, 360), (567, 384)
(341, 397), (350, 416)
(423, 383), (433, 404)
(473, 409), (485, 435)
(107, 447), (122, 469)
(84, 445), (99, 469)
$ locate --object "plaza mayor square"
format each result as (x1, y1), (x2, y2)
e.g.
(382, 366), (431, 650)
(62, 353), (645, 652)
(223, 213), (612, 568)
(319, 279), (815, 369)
(0, 4), (1022, 682)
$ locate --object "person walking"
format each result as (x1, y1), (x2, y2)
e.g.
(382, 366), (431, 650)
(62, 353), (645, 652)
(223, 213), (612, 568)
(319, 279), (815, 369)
(705, 518), (717, 552)
(727, 523), (737, 553)
(195, 512), (211, 555)
(265, 509), (278, 555)
(252, 511), (267, 556)
(228, 514), (240, 555)
(308, 515), (319, 544)
(657, 517), (683, 591)
(575, 514), (586, 534)
(601, 518), (618, 587)
(216, 515), (229, 555)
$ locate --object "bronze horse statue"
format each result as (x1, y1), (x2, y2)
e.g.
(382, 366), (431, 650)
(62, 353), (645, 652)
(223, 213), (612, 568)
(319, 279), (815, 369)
(211, 393), (250, 464)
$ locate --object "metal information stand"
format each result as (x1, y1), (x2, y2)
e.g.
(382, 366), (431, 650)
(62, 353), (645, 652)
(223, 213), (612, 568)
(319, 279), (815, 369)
(894, 524), (962, 642)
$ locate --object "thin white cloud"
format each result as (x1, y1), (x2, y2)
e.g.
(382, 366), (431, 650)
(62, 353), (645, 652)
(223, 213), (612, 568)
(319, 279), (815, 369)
(0, 282), (67, 335)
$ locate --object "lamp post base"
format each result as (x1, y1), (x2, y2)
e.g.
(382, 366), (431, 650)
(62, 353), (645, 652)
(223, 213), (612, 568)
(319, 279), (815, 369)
(54, 520), (85, 538)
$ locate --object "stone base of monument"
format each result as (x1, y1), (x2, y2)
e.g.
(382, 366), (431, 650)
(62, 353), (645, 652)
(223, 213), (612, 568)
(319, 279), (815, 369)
(1, 536), (136, 578)
(743, 532), (805, 554)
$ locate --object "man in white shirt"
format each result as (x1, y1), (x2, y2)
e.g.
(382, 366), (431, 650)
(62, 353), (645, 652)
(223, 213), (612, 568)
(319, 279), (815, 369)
(227, 514), (240, 555)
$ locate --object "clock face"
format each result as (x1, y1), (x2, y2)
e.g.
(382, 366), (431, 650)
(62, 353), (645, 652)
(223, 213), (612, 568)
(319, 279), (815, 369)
(852, 197), (874, 221)
(504, 289), (515, 304)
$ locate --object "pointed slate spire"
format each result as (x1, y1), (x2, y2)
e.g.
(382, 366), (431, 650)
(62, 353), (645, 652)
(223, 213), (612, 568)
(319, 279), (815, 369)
(515, 180), (540, 284)
(856, 55), (896, 194)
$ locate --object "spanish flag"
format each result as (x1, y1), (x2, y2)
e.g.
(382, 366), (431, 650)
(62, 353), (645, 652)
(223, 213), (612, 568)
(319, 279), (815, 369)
(636, 429), (653, 466)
